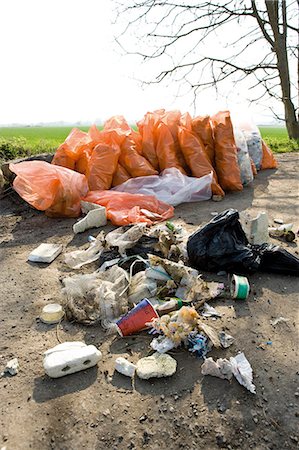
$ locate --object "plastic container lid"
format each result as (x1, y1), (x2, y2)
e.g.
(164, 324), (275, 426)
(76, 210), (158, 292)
(40, 304), (64, 324)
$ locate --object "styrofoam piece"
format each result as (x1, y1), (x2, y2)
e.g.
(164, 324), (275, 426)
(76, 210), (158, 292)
(80, 200), (104, 214)
(28, 243), (63, 263)
(240, 211), (269, 244)
(3, 358), (19, 376)
(73, 207), (107, 234)
(43, 341), (102, 378)
(136, 352), (177, 379)
(115, 357), (136, 377)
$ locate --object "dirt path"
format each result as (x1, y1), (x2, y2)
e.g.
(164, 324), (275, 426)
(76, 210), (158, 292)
(0, 153), (299, 450)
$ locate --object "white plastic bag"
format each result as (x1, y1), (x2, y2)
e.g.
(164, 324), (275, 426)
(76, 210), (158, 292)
(112, 168), (212, 206)
(233, 127), (254, 185)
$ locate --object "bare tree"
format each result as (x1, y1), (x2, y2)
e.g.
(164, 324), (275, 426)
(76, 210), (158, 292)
(115, 0), (299, 140)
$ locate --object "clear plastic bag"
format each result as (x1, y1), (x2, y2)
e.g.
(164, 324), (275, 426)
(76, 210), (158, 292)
(233, 127), (254, 186)
(112, 167), (212, 206)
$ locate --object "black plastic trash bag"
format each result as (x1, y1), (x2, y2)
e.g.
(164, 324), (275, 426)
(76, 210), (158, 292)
(187, 209), (299, 276)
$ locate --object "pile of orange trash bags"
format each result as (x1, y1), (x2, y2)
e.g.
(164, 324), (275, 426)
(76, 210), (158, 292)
(10, 110), (277, 225)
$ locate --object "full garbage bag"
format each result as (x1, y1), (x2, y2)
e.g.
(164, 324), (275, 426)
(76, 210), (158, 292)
(52, 128), (93, 169)
(83, 190), (174, 226)
(112, 164), (131, 187)
(240, 122), (263, 170)
(177, 125), (224, 197)
(155, 121), (186, 174)
(211, 111), (243, 192)
(233, 127), (254, 185)
(261, 140), (278, 170)
(187, 209), (299, 275)
(137, 110), (164, 170)
(161, 110), (189, 172)
(191, 115), (215, 165)
(119, 134), (158, 178)
(10, 161), (88, 218)
(112, 167), (212, 206)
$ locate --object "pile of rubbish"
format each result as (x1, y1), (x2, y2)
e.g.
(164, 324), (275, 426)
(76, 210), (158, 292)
(9, 208), (297, 397)
(7, 109), (278, 225)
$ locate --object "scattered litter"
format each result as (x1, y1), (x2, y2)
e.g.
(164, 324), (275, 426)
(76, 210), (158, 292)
(274, 218), (284, 224)
(156, 298), (185, 316)
(28, 243), (63, 264)
(40, 303), (64, 324)
(1, 358), (19, 376)
(115, 357), (136, 377)
(269, 223), (295, 242)
(64, 232), (105, 269)
(202, 352), (256, 394)
(128, 272), (157, 304)
(270, 317), (290, 326)
(201, 303), (222, 318)
(73, 205), (106, 234)
(43, 342), (102, 378)
(240, 211), (269, 244)
(136, 352), (177, 379)
(188, 332), (211, 357)
(116, 298), (158, 336)
(230, 274), (250, 299)
(62, 266), (129, 327)
(105, 224), (146, 256)
(150, 336), (176, 353)
(219, 331), (235, 348)
(201, 357), (233, 380)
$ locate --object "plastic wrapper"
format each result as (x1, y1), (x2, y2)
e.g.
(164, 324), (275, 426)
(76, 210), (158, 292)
(62, 266), (129, 327)
(177, 125), (224, 197)
(83, 190), (174, 226)
(64, 232), (105, 269)
(155, 121), (186, 173)
(105, 224), (146, 256)
(128, 271), (157, 304)
(112, 167), (212, 206)
(233, 127), (254, 185)
(187, 209), (299, 275)
(119, 134), (158, 178)
(191, 115), (215, 165)
(261, 139), (278, 170)
(211, 111), (243, 191)
(10, 161), (88, 218)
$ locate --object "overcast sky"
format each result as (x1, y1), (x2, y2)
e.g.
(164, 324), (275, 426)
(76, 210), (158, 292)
(0, 0), (283, 125)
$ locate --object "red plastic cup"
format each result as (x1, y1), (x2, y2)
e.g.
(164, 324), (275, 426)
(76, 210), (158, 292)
(116, 298), (158, 336)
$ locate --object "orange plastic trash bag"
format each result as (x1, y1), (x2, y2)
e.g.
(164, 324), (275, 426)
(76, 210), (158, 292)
(87, 142), (120, 191)
(192, 115), (215, 165)
(161, 110), (188, 172)
(112, 164), (131, 187)
(119, 135), (158, 178)
(261, 140), (278, 170)
(83, 190), (174, 226)
(10, 161), (88, 218)
(250, 158), (257, 176)
(178, 126), (224, 197)
(52, 128), (92, 169)
(75, 147), (92, 175)
(211, 111), (243, 192)
(52, 143), (75, 170)
(155, 121), (186, 174)
(137, 111), (163, 170)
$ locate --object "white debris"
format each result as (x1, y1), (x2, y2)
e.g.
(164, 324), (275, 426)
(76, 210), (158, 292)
(136, 352), (177, 379)
(201, 353), (256, 394)
(43, 341), (102, 378)
(64, 232), (105, 269)
(230, 353), (256, 394)
(150, 336), (176, 353)
(219, 331), (235, 348)
(201, 357), (233, 380)
(73, 206), (107, 234)
(270, 316), (290, 326)
(273, 218), (284, 224)
(28, 243), (63, 263)
(2, 358), (19, 376)
(202, 303), (222, 318)
(115, 357), (136, 378)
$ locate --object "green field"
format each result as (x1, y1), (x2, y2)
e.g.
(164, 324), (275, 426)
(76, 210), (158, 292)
(0, 125), (297, 161)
